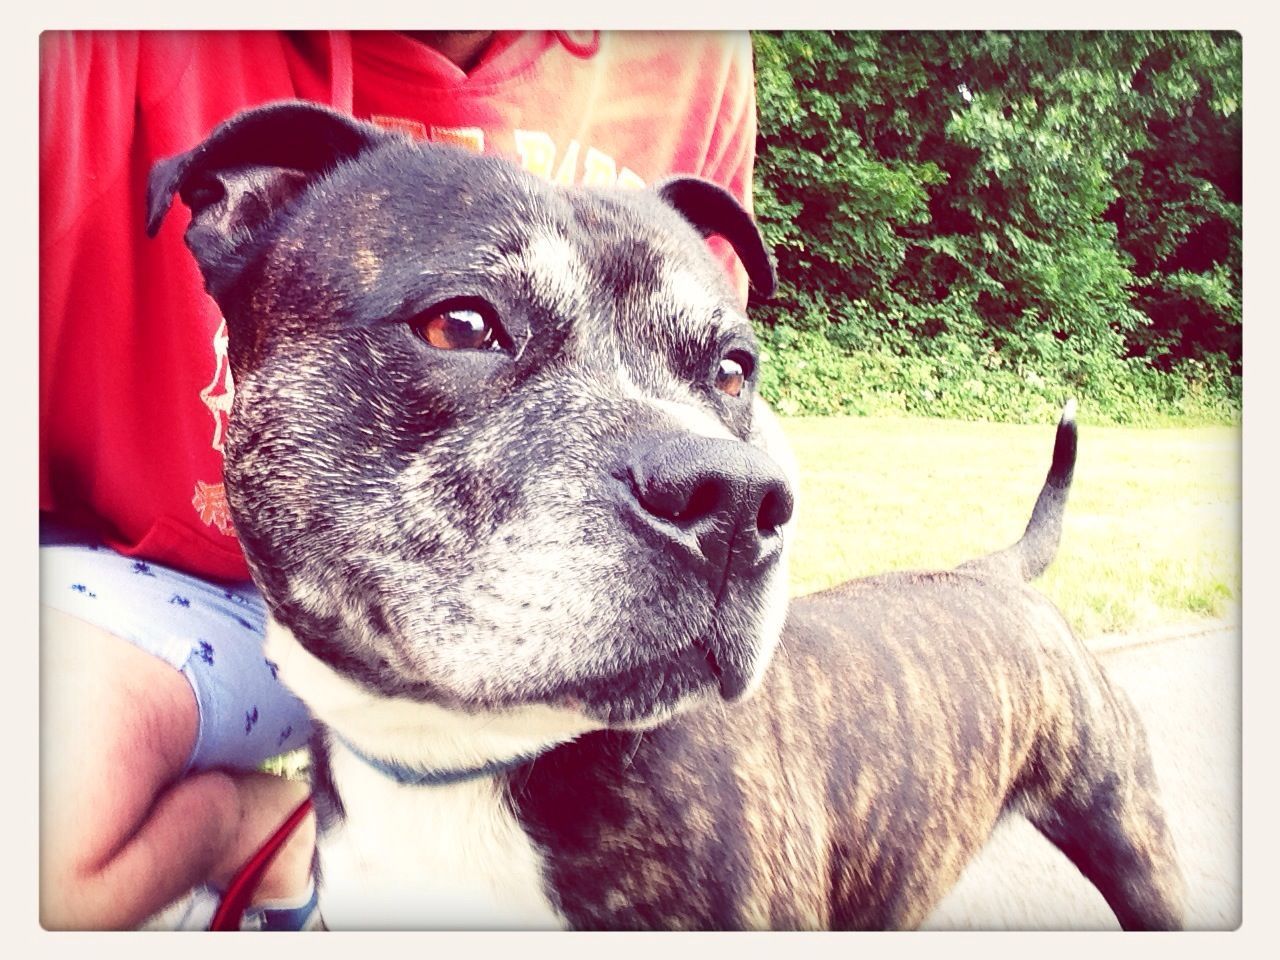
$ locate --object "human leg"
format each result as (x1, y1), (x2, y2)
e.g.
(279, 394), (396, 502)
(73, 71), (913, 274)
(40, 607), (242, 929)
(40, 534), (318, 929)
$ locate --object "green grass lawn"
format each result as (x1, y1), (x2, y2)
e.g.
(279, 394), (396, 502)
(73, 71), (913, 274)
(780, 414), (1240, 642)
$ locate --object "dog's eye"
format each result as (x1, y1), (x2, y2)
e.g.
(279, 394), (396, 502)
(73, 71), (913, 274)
(411, 304), (501, 352)
(715, 352), (754, 397)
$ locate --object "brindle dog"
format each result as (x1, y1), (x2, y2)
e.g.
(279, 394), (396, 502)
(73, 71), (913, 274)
(147, 102), (1185, 930)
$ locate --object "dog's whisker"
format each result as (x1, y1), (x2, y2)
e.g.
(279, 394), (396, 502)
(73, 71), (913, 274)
(513, 328), (534, 363)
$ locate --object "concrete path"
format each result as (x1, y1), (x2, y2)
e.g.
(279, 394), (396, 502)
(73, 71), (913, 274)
(922, 623), (1241, 931)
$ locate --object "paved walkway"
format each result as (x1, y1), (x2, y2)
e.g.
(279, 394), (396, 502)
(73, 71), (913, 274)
(922, 622), (1241, 930)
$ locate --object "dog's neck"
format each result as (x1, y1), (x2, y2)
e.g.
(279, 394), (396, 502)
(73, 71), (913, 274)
(329, 730), (543, 787)
(320, 735), (565, 929)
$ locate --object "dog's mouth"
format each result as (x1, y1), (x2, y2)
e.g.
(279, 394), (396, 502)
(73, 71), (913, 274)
(537, 635), (756, 727)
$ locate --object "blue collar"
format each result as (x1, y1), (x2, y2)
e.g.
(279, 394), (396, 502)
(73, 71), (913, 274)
(331, 733), (541, 787)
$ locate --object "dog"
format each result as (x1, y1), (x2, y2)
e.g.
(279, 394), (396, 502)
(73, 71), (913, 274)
(146, 101), (1186, 930)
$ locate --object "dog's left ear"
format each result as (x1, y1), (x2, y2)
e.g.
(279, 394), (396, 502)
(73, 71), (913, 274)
(145, 101), (387, 302)
(654, 177), (777, 304)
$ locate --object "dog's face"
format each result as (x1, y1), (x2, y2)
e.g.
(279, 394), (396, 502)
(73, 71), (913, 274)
(148, 103), (796, 731)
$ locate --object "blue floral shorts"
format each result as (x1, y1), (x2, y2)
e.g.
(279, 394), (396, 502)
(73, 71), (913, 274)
(40, 519), (314, 772)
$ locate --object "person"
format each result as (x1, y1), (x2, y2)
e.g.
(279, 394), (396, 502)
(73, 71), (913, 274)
(39, 29), (760, 930)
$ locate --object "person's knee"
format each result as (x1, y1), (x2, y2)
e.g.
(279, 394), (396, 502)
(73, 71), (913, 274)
(40, 604), (317, 928)
(41, 606), (218, 928)
(43, 609), (199, 848)
(41, 768), (243, 930)
(160, 769), (244, 871)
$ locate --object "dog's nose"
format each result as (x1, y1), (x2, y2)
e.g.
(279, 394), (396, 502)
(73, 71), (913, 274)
(624, 435), (793, 573)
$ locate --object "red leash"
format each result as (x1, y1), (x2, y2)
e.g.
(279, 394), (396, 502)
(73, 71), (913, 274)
(209, 796), (315, 931)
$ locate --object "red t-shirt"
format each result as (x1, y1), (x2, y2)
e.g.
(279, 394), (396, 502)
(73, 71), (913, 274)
(40, 30), (758, 581)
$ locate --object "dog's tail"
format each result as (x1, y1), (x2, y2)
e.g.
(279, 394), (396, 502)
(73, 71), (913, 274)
(958, 400), (1077, 583)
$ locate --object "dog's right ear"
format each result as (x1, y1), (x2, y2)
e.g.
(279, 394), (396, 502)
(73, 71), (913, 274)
(654, 177), (777, 306)
(145, 101), (386, 300)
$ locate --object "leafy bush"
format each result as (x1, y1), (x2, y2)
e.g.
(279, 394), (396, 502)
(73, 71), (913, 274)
(758, 327), (1237, 426)
(751, 31), (1241, 424)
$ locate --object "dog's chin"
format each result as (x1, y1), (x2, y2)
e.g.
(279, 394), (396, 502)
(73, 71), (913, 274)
(535, 638), (771, 730)
(601, 691), (714, 731)
(564, 686), (714, 731)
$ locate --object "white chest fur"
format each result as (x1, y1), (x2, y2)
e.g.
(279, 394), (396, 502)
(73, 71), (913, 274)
(318, 747), (563, 930)
(262, 618), (599, 930)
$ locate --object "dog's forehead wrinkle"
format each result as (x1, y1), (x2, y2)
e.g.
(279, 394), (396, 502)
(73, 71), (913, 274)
(656, 264), (726, 319)
(499, 229), (594, 321)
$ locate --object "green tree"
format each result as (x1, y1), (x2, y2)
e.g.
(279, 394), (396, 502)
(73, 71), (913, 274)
(751, 31), (1241, 423)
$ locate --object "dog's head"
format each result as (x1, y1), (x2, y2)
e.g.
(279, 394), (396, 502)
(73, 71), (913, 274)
(148, 102), (797, 737)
